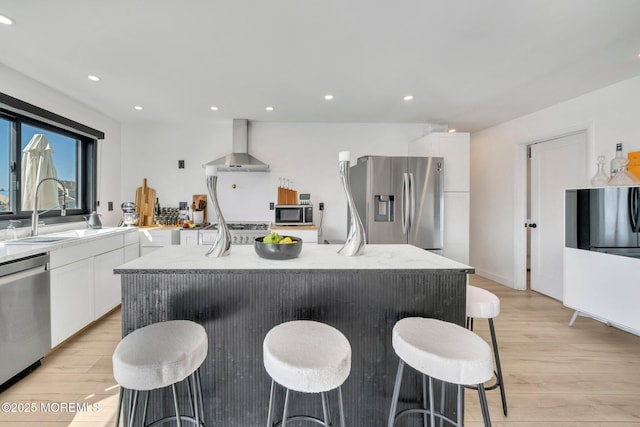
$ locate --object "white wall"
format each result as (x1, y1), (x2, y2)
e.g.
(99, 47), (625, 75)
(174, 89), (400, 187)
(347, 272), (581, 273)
(470, 75), (640, 287)
(121, 122), (425, 241)
(0, 63), (123, 227)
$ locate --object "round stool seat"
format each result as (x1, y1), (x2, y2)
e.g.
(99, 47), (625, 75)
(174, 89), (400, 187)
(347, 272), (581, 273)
(466, 285), (500, 319)
(392, 317), (493, 386)
(263, 320), (351, 393)
(113, 320), (208, 391)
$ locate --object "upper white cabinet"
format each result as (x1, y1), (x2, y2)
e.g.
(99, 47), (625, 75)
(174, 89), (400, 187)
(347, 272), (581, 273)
(408, 132), (470, 192)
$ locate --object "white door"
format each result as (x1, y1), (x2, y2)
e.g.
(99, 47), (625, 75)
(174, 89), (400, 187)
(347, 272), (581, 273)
(529, 132), (587, 300)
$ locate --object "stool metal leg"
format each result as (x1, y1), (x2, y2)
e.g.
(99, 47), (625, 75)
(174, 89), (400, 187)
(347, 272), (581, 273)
(128, 390), (139, 427)
(189, 373), (200, 427)
(196, 369), (205, 423)
(439, 380), (445, 427)
(477, 383), (492, 427)
(387, 360), (405, 427)
(266, 380), (276, 427)
(421, 375), (428, 427)
(488, 318), (507, 416)
(456, 384), (463, 427)
(427, 376), (436, 427)
(337, 386), (346, 427)
(141, 391), (150, 425)
(321, 392), (330, 427)
(281, 388), (290, 427)
(171, 383), (183, 427)
(115, 387), (124, 427)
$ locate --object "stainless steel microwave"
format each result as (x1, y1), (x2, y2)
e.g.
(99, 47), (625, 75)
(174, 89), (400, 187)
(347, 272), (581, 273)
(275, 205), (313, 225)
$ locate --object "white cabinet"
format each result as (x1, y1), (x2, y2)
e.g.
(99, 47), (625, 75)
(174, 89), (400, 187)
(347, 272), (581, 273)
(409, 132), (470, 191)
(124, 229), (140, 262)
(93, 248), (124, 318)
(442, 192), (469, 264)
(50, 258), (93, 347)
(139, 228), (180, 255)
(179, 229), (199, 246)
(409, 132), (470, 263)
(49, 230), (139, 347)
(564, 248), (640, 335)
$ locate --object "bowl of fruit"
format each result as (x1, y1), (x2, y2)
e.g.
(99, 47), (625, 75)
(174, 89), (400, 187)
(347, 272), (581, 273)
(254, 231), (303, 260)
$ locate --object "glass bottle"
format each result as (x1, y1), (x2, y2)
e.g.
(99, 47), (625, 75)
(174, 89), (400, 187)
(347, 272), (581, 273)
(7, 220), (20, 240)
(590, 155), (609, 187)
(610, 142), (626, 177)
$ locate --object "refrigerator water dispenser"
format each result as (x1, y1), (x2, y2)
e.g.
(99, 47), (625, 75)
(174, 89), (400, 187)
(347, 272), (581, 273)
(374, 195), (394, 222)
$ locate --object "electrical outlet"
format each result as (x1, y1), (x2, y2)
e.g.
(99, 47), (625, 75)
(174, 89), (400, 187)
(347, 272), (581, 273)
(108, 201), (113, 211)
(269, 202), (275, 210)
(319, 202), (324, 211)
(178, 160), (185, 169)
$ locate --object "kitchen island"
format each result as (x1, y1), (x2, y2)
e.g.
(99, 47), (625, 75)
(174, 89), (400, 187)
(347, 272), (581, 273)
(115, 244), (473, 426)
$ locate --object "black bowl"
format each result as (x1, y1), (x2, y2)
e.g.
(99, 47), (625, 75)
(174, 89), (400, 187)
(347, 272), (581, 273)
(254, 236), (303, 260)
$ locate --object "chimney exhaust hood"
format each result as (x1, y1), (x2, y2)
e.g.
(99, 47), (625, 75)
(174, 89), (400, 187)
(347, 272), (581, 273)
(203, 119), (270, 172)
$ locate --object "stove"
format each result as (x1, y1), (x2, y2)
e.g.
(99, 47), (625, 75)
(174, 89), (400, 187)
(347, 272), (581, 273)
(199, 221), (270, 245)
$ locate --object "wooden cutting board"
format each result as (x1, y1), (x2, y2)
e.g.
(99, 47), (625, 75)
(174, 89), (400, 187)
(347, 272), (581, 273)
(135, 178), (156, 226)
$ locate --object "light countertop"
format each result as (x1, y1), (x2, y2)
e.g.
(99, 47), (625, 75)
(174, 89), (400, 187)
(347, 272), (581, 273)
(0, 227), (138, 263)
(115, 243), (473, 273)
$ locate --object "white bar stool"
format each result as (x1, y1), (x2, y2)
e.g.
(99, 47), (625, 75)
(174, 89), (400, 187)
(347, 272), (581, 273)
(263, 320), (351, 427)
(388, 317), (493, 427)
(466, 285), (507, 415)
(112, 320), (208, 427)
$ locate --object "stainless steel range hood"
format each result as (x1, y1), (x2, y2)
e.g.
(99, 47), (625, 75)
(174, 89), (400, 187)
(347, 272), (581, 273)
(204, 119), (270, 172)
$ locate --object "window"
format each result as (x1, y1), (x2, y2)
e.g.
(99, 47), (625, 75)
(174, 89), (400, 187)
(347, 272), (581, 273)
(0, 116), (9, 212)
(0, 99), (100, 224)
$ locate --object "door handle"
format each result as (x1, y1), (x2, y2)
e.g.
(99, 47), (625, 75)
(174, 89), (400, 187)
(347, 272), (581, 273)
(528, 223), (537, 228)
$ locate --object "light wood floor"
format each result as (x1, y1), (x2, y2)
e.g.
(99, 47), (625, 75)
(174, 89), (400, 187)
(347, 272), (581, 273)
(1, 275), (640, 426)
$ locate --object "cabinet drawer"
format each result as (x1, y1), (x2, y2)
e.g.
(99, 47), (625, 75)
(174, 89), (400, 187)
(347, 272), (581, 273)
(139, 229), (179, 247)
(124, 230), (139, 246)
(50, 235), (123, 268)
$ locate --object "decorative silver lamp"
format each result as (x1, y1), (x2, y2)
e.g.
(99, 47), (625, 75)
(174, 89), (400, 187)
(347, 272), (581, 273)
(338, 151), (366, 256)
(205, 165), (231, 257)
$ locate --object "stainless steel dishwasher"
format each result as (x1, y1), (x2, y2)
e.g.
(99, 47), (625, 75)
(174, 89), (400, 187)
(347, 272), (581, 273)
(0, 253), (50, 389)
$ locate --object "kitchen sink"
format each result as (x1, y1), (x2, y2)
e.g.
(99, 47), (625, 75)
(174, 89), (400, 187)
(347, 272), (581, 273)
(4, 235), (78, 244)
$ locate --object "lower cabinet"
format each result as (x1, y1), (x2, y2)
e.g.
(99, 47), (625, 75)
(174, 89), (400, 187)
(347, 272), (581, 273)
(49, 230), (139, 348)
(50, 258), (94, 347)
(139, 228), (180, 255)
(93, 248), (124, 319)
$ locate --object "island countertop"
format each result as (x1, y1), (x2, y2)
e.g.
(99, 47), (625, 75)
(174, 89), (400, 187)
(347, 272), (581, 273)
(114, 243), (473, 273)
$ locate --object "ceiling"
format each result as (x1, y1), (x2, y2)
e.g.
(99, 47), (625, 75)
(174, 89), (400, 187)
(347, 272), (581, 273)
(1, 0), (639, 132)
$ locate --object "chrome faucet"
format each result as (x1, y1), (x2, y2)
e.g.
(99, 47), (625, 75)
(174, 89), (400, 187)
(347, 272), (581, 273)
(31, 177), (67, 236)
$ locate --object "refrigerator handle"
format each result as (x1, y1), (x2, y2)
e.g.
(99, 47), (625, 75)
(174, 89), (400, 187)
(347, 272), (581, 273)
(630, 187), (640, 232)
(402, 173), (409, 234)
(409, 172), (416, 230)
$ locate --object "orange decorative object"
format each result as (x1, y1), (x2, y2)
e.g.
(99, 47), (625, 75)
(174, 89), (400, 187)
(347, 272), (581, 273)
(628, 152), (640, 180)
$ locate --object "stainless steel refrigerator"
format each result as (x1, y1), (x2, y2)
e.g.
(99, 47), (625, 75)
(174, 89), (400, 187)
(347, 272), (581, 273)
(349, 156), (444, 249)
(566, 186), (640, 258)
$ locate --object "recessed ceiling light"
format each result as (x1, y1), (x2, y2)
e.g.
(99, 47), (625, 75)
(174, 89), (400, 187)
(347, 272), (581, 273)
(324, 94), (334, 101)
(210, 106), (219, 111)
(403, 95), (414, 101)
(87, 75), (100, 82)
(448, 129), (456, 133)
(134, 106), (143, 110)
(0, 14), (14, 25)
(265, 106), (274, 111)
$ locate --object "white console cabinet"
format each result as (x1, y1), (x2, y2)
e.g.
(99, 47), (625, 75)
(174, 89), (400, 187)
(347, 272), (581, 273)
(564, 247), (640, 335)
